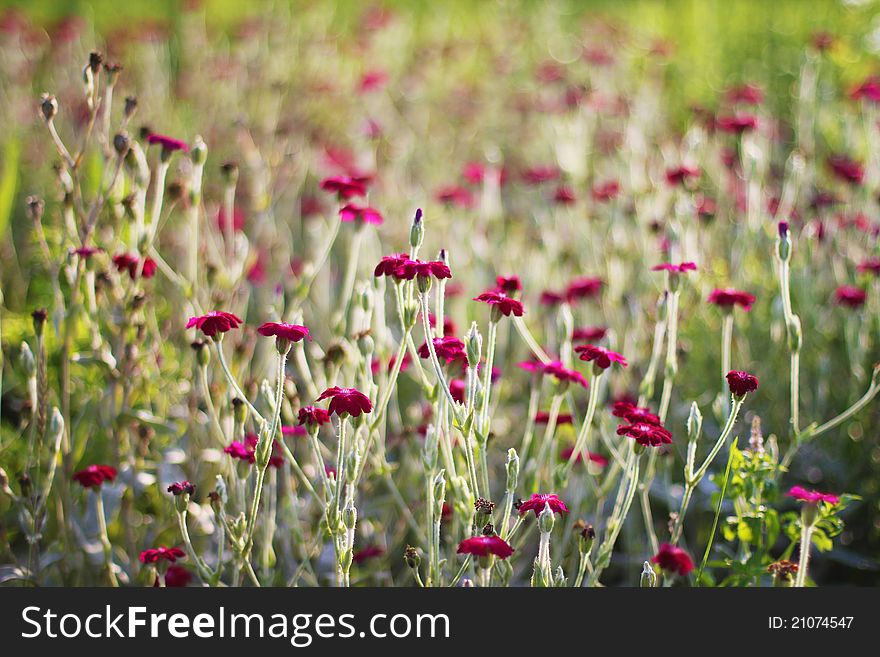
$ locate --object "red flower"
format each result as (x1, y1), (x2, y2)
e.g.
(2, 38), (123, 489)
(535, 411), (573, 425)
(835, 285), (866, 308)
(449, 379), (466, 404)
(374, 253), (410, 278)
(358, 69), (387, 94)
(112, 253), (157, 279)
(517, 493), (569, 517)
(726, 83), (763, 105)
(316, 386), (373, 417)
(146, 134), (188, 152)
(163, 565), (192, 587)
(394, 259), (453, 281)
(462, 162), (485, 185)
(418, 336), (467, 365)
(473, 291), (524, 317)
(851, 75), (880, 103)
(352, 545), (385, 564)
(297, 405), (331, 427)
(708, 288), (756, 311)
(716, 113), (758, 134)
(281, 425), (307, 437)
(857, 258), (880, 275)
(575, 344), (627, 370)
(726, 370), (759, 398)
(72, 246), (102, 259)
(539, 290), (565, 306)
(435, 185), (474, 208)
(225, 434), (284, 468)
(665, 165), (700, 187)
(186, 311), (243, 338)
(560, 446), (608, 467)
(456, 535), (514, 559)
(617, 422), (673, 447)
(139, 546), (186, 564)
(257, 322), (311, 342)
(572, 326), (607, 342)
(516, 360), (588, 388)
(216, 206), (245, 232)
(319, 175), (369, 199)
(612, 401), (661, 426)
(72, 464), (117, 489)
(828, 155), (864, 185)
(591, 180), (620, 202)
(787, 485), (840, 505)
(495, 275), (522, 294)
(167, 481), (195, 496)
(339, 203), (383, 225)
(651, 543), (694, 577)
(553, 185), (576, 205)
(522, 165), (560, 185)
(652, 261), (697, 274)
(565, 277), (603, 302)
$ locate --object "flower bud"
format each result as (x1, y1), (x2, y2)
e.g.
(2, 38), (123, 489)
(786, 314), (802, 353)
(640, 561), (658, 588)
(538, 503), (555, 534)
(687, 401), (702, 443)
(474, 497), (495, 530)
(32, 308), (48, 337)
(39, 93), (58, 121)
(221, 161), (239, 186)
(432, 470), (446, 516)
(124, 96), (138, 120)
(505, 448), (519, 493)
(776, 221), (792, 262)
(82, 64), (95, 104)
(422, 425), (439, 471)
(404, 545), (421, 570)
(191, 340), (211, 367)
(553, 566), (567, 587)
(465, 321), (482, 369)
(574, 520), (595, 554)
(19, 342), (35, 377)
(190, 136), (207, 165)
(342, 500), (357, 530)
(48, 407), (64, 441)
(345, 446), (361, 483)
(357, 333), (374, 360)
(113, 133), (131, 157)
(409, 208), (424, 250)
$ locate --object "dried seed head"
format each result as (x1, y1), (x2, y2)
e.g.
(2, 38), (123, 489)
(113, 132), (131, 157)
(88, 51), (104, 73)
(39, 93), (58, 121)
(124, 96), (138, 120)
(404, 545), (420, 569)
(220, 161), (239, 184)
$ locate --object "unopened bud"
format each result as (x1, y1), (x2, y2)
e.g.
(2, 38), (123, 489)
(48, 407), (64, 440)
(687, 402), (703, 443)
(342, 501), (357, 530)
(124, 96), (138, 120)
(220, 161), (239, 185)
(786, 315), (802, 352)
(474, 497), (495, 529)
(190, 136), (207, 165)
(538, 503), (555, 534)
(465, 321), (482, 369)
(422, 425), (438, 471)
(505, 448), (519, 493)
(191, 340), (211, 368)
(409, 208), (424, 250)
(574, 520), (595, 554)
(641, 561), (658, 588)
(777, 222), (792, 262)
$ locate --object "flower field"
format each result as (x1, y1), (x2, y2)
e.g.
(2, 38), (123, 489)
(1, 0), (880, 588)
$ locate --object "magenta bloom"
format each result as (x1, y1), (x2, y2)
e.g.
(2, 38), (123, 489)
(516, 360), (587, 388)
(539, 290), (565, 306)
(591, 180), (620, 203)
(224, 441), (252, 462)
(560, 445), (608, 467)
(715, 113), (758, 134)
(72, 464), (117, 489)
(572, 326), (607, 342)
(652, 261), (697, 274)
(352, 545), (386, 564)
(708, 288), (756, 311)
(612, 401), (661, 426)
(617, 422), (673, 447)
(167, 481), (195, 496)
(163, 565), (192, 587)
(374, 253), (410, 278)
(517, 493), (569, 517)
(787, 486), (840, 506)
(339, 203), (383, 225)
(456, 535), (514, 559)
(281, 425), (307, 437)
(473, 291), (524, 317)
(112, 253), (156, 279)
(827, 155), (864, 185)
(462, 162), (485, 185)
(522, 165), (560, 185)
(665, 165), (700, 186)
(726, 370), (759, 398)
(553, 185), (576, 205)
(225, 434), (284, 468)
(651, 543), (694, 577)
(856, 258), (880, 275)
(435, 185), (475, 209)
(835, 285), (866, 308)
(139, 546), (186, 564)
(297, 405), (331, 427)
(394, 259), (452, 281)
(565, 277), (603, 302)
(319, 175), (369, 199)
(726, 83), (763, 105)
(449, 379), (466, 404)
(575, 344), (628, 370)
(418, 336), (467, 365)
(186, 311), (243, 338)
(535, 411), (573, 425)
(851, 75), (880, 103)
(257, 322), (311, 342)
(316, 386), (373, 417)
(495, 275), (522, 294)
(146, 134), (188, 153)
(72, 246), (102, 259)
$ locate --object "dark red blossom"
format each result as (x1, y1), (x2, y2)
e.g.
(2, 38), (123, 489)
(163, 565), (192, 587)
(552, 185), (576, 205)
(339, 203), (383, 225)
(225, 434), (285, 468)
(257, 322), (311, 342)
(651, 543), (694, 577)
(665, 165), (700, 187)
(456, 535), (514, 559)
(281, 425), (307, 437)
(297, 405), (331, 427)
(565, 277), (603, 302)
(560, 446), (608, 467)
(726, 370), (759, 397)
(449, 379), (466, 404)
(358, 69), (387, 94)
(708, 288), (756, 311)
(591, 180), (620, 203)
(835, 285), (866, 308)
(652, 261), (697, 274)
(435, 185), (474, 208)
(167, 481), (195, 496)
(352, 545), (385, 564)
(535, 411), (573, 424)
(617, 422), (672, 447)
(418, 336), (467, 365)
(539, 290), (566, 306)
(186, 311), (243, 338)
(316, 386), (373, 417)
(394, 259), (452, 281)
(517, 493), (569, 517)
(495, 275), (522, 294)
(516, 360), (588, 388)
(139, 546), (186, 564)
(462, 162), (485, 185)
(857, 258), (880, 275)
(715, 114), (758, 134)
(72, 246), (102, 259)
(374, 253), (410, 278)
(575, 344), (627, 370)
(612, 401), (661, 426)
(112, 253), (156, 279)
(473, 291), (524, 317)
(726, 83), (763, 105)
(827, 155), (864, 185)
(319, 175), (369, 200)
(146, 134), (188, 152)
(572, 326), (607, 342)
(787, 486), (840, 505)
(72, 464), (117, 489)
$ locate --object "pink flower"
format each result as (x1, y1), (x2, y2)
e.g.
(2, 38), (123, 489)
(72, 464), (117, 489)
(591, 180), (620, 202)
(281, 425), (307, 437)
(835, 285), (866, 308)
(435, 185), (474, 208)
(516, 360), (588, 388)
(828, 155), (864, 185)
(146, 133), (188, 153)
(535, 411), (573, 425)
(352, 545), (385, 564)
(394, 259), (452, 281)
(850, 75), (880, 103)
(339, 203), (383, 225)
(612, 401), (661, 426)
(456, 535), (514, 559)
(298, 405), (331, 428)
(726, 370), (759, 398)
(473, 291), (524, 317)
(139, 546), (186, 564)
(539, 290), (565, 306)
(358, 69), (387, 94)
(517, 493), (569, 517)
(652, 543), (694, 576)
(726, 83), (763, 105)
(708, 288), (756, 311)
(787, 486), (840, 506)
(112, 253), (157, 279)
(186, 311), (243, 338)
(216, 206), (245, 232)
(319, 175), (369, 200)
(495, 275), (522, 295)
(418, 336), (467, 367)
(462, 162), (485, 185)
(449, 379), (466, 404)
(316, 386), (373, 417)
(857, 258), (880, 275)
(560, 445), (608, 467)
(257, 322), (311, 342)
(617, 422), (673, 447)
(575, 344), (628, 370)
(72, 246), (102, 259)
(572, 326), (607, 342)
(665, 165), (700, 187)
(553, 185), (576, 205)
(715, 113), (758, 134)
(522, 165), (560, 185)
(167, 481), (195, 496)
(652, 261), (697, 274)
(565, 277), (603, 302)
